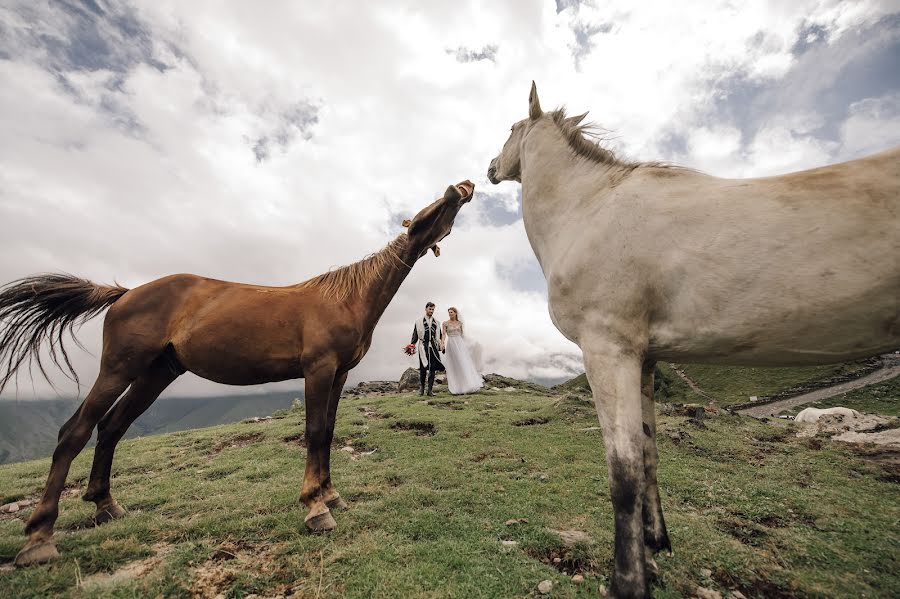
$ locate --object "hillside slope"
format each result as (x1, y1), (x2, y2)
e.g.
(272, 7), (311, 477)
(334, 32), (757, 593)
(1, 383), (897, 598)
(0, 391), (302, 465)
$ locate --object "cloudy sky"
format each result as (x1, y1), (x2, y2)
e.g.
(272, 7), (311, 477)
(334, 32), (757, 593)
(1, 0), (899, 399)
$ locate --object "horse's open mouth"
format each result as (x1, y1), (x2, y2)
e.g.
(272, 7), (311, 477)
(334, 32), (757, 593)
(456, 181), (475, 202)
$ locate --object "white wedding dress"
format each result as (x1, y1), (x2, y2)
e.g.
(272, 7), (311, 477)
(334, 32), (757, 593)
(442, 320), (483, 394)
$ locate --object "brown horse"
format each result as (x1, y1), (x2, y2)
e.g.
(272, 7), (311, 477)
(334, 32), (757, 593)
(2, 180), (475, 566)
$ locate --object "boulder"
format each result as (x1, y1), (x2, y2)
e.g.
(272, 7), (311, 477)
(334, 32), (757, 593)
(398, 368), (420, 392)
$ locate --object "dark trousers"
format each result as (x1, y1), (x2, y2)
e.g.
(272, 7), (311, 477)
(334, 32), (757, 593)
(419, 364), (437, 388)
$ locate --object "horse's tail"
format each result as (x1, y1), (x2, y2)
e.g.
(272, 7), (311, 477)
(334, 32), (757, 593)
(0, 274), (130, 393)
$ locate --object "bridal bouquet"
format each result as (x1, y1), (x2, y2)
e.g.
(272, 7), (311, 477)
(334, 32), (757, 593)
(403, 343), (416, 356)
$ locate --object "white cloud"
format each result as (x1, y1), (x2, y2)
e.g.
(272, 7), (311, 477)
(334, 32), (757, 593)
(838, 92), (900, 160)
(1, 0), (899, 398)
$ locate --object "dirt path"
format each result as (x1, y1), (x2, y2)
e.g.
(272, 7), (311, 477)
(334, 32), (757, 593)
(669, 365), (716, 402)
(738, 363), (900, 418)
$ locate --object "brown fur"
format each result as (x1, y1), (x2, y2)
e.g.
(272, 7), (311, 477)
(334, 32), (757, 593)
(6, 181), (475, 566)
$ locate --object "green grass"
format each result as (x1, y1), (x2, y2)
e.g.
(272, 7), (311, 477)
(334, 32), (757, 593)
(0, 387), (897, 598)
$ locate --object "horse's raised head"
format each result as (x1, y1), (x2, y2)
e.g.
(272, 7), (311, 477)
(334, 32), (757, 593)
(403, 180), (474, 258)
(488, 81), (548, 185)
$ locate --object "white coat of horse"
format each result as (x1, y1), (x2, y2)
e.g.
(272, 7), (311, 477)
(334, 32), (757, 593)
(487, 82), (900, 598)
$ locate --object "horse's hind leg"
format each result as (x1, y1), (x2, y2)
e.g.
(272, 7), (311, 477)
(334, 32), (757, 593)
(82, 357), (180, 524)
(321, 371), (349, 510)
(15, 369), (132, 566)
(640, 362), (671, 576)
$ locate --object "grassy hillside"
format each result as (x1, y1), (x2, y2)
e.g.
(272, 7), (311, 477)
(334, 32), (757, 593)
(675, 362), (875, 407)
(0, 392), (302, 465)
(557, 361), (877, 408)
(1, 386), (897, 597)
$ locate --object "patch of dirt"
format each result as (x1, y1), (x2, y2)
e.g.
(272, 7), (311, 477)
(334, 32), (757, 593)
(208, 432), (265, 458)
(80, 542), (172, 589)
(844, 443), (900, 483)
(512, 416), (551, 426)
(358, 405), (391, 419)
(282, 432), (305, 445)
(189, 542), (288, 599)
(424, 398), (466, 410)
(711, 569), (801, 599)
(716, 516), (770, 546)
(524, 543), (600, 577)
(390, 420), (436, 436)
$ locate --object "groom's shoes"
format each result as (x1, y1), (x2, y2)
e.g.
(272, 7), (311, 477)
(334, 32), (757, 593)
(426, 383), (434, 396)
(418, 383), (425, 396)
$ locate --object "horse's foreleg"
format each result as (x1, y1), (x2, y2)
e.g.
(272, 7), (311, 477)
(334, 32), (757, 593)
(585, 344), (649, 599)
(640, 362), (670, 577)
(300, 361), (338, 532)
(15, 370), (131, 566)
(83, 358), (179, 524)
(321, 371), (349, 511)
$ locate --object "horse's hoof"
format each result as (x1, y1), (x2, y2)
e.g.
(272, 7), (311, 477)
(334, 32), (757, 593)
(14, 541), (59, 567)
(93, 501), (126, 525)
(325, 495), (348, 510)
(305, 509), (337, 533)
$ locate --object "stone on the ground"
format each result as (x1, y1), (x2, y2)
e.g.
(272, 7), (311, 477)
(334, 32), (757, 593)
(695, 587), (722, 599)
(501, 540), (518, 547)
(3, 502), (19, 513)
(537, 579), (553, 594)
(340, 446), (354, 453)
(700, 567), (712, 578)
(728, 591), (747, 599)
(572, 574), (584, 584)
(398, 368), (419, 392)
(551, 529), (592, 547)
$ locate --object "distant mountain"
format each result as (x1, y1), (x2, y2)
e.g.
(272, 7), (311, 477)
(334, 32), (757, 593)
(0, 391), (302, 465)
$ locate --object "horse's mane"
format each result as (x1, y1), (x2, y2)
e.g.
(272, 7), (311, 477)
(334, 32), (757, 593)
(296, 234), (411, 301)
(550, 108), (674, 173)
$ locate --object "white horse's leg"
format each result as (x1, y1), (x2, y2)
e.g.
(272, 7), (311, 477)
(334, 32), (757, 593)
(640, 362), (671, 574)
(584, 344), (649, 599)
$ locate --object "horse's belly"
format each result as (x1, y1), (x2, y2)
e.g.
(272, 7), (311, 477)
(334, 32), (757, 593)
(171, 317), (304, 385)
(649, 308), (900, 366)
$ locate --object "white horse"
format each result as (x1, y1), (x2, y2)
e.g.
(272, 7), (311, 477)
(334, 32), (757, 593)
(795, 406), (862, 423)
(487, 82), (900, 598)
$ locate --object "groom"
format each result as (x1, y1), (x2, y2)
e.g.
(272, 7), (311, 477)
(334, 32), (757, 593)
(411, 301), (444, 396)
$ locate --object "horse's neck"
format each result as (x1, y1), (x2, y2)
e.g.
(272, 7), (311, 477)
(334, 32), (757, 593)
(520, 123), (622, 270)
(356, 238), (417, 329)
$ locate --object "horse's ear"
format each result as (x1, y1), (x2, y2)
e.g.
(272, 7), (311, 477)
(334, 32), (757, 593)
(402, 219), (412, 227)
(528, 81), (542, 120)
(564, 111), (588, 127)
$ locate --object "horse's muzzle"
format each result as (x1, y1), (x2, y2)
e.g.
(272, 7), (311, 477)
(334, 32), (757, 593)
(487, 162), (500, 185)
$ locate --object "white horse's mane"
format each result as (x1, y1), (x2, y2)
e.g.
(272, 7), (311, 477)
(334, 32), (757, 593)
(549, 107), (680, 173)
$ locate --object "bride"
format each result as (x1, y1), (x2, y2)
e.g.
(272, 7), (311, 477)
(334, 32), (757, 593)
(440, 307), (483, 394)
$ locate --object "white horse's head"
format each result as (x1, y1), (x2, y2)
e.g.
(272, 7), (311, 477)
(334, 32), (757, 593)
(487, 81), (544, 184)
(487, 82), (602, 185)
